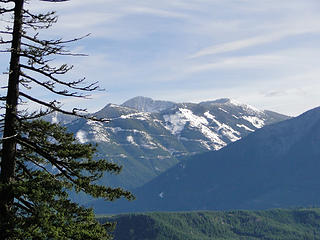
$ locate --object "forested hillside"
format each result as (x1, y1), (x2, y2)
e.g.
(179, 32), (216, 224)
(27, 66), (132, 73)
(99, 208), (320, 240)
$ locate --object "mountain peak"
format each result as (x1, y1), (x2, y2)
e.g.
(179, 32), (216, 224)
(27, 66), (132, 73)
(199, 98), (231, 104)
(124, 96), (153, 103)
(199, 98), (263, 114)
(121, 96), (176, 113)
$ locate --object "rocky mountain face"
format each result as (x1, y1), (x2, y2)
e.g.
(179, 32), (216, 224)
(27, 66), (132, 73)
(96, 107), (320, 214)
(45, 97), (289, 190)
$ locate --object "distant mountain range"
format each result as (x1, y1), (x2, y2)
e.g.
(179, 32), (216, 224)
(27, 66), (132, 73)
(93, 106), (320, 214)
(44, 96), (288, 191)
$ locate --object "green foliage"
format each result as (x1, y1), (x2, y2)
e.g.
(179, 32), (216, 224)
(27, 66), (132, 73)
(1, 120), (133, 239)
(101, 208), (320, 240)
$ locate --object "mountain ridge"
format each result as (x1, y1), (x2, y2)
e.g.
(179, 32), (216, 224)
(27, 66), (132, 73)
(44, 96), (290, 192)
(121, 96), (176, 113)
(93, 106), (320, 213)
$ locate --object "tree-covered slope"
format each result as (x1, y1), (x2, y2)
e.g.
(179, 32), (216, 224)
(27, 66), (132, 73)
(100, 208), (320, 240)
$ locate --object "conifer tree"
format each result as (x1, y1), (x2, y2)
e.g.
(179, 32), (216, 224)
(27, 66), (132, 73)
(0, 0), (133, 239)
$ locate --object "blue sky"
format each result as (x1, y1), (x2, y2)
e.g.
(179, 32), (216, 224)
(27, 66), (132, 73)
(2, 0), (320, 116)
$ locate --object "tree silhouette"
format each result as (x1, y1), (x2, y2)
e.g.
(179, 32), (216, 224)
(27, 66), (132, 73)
(0, 1), (133, 239)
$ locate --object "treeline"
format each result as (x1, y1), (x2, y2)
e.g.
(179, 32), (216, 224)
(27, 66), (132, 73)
(98, 208), (320, 240)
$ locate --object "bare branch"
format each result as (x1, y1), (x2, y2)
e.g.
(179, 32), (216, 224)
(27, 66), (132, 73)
(22, 33), (90, 47)
(19, 91), (109, 122)
(17, 108), (54, 121)
(20, 64), (100, 92)
(0, 134), (18, 142)
(22, 9), (57, 30)
(20, 43), (88, 58)
(0, 7), (14, 14)
(0, 39), (11, 44)
(0, 30), (12, 35)
(20, 73), (89, 98)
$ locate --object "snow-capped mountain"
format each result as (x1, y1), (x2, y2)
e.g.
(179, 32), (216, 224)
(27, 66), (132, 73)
(95, 106), (320, 214)
(47, 97), (290, 190)
(159, 98), (284, 151)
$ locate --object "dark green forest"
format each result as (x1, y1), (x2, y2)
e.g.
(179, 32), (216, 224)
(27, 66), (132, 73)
(99, 208), (320, 240)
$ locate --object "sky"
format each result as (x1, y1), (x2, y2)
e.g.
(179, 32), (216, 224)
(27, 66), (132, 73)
(1, 0), (320, 116)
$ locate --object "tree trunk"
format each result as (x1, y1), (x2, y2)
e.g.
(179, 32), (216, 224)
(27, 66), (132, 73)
(0, 0), (24, 238)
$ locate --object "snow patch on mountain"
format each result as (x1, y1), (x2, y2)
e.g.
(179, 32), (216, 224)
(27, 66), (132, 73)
(180, 108), (209, 127)
(155, 167), (161, 172)
(87, 120), (110, 142)
(140, 132), (158, 149)
(107, 127), (123, 133)
(120, 112), (150, 121)
(200, 126), (226, 150)
(222, 128), (240, 142)
(204, 111), (240, 142)
(108, 103), (124, 109)
(178, 109), (225, 148)
(76, 130), (88, 143)
(199, 140), (212, 150)
(106, 128), (168, 151)
(229, 99), (263, 114)
(242, 116), (265, 128)
(218, 107), (228, 113)
(127, 136), (138, 146)
(164, 108), (226, 149)
(159, 192), (165, 199)
(51, 114), (58, 124)
(107, 127), (144, 135)
(236, 124), (255, 132)
(141, 139), (158, 149)
(141, 143), (158, 149)
(163, 111), (188, 134)
(204, 111), (215, 121)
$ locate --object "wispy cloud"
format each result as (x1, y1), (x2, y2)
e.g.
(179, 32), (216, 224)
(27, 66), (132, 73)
(189, 26), (320, 59)
(125, 7), (189, 19)
(188, 54), (286, 72)
(263, 91), (288, 98)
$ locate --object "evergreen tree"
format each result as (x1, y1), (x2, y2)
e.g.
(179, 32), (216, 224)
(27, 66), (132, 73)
(0, 0), (133, 239)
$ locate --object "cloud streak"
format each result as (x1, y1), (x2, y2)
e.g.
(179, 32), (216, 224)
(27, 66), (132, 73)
(188, 54), (286, 72)
(189, 26), (320, 58)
